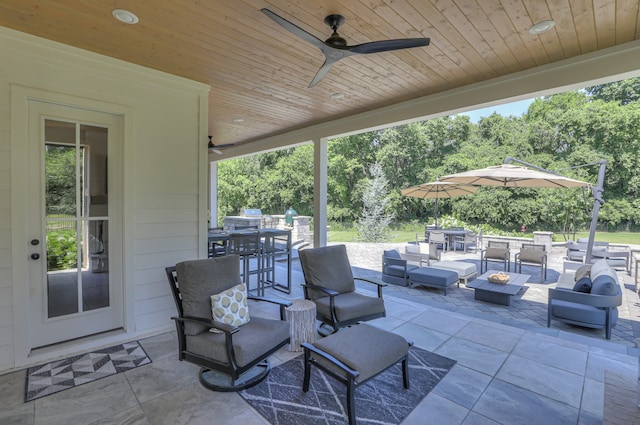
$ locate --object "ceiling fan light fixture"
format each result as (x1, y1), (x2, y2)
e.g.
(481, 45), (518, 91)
(528, 20), (555, 35)
(112, 9), (139, 24)
(330, 92), (344, 99)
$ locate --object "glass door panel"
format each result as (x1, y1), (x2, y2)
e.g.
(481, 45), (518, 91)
(44, 120), (110, 320)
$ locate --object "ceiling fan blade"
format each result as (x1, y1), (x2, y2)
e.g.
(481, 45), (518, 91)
(349, 38), (430, 54)
(261, 9), (326, 51)
(308, 58), (337, 88)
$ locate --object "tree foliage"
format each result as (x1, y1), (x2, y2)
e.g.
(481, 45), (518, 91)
(45, 145), (77, 216)
(356, 163), (394, 242)
(216, 78), (640, 231)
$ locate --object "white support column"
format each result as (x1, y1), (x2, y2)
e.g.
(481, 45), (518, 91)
(313, 138), (328, 247)
(209, 161), (218, 228)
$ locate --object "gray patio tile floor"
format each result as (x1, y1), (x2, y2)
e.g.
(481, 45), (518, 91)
(1, 241), (639, 424)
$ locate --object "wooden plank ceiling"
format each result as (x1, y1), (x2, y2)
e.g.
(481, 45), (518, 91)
(0, 1), (638, 150)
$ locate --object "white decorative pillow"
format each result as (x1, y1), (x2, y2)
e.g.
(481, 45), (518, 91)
(210, 283), (250, 333)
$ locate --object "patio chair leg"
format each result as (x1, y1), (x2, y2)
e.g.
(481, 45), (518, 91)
(402, 356), (410, 389)
(347, 378), (356, 425)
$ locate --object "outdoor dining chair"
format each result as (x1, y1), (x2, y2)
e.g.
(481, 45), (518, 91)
(515, 243), (547, 282)
(481, 240), (510, 273)
(428, 231), (447, 251)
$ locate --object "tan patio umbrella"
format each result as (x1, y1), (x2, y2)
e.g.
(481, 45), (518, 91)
(438, 164), (590, 188)
(402, 181), (478, 227)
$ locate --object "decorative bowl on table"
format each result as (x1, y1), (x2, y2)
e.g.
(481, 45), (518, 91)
(487, 272), (510, 284)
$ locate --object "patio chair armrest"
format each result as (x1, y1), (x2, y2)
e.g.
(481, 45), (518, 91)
(355, 276), (387, 287)
(383, 257), (408, 267)
(354, 277), (386, 298)
(248, 296), (293, 320)
(171, 315), (239, 334)
(548, 288), (622, 308)
(301, 283), (340, 297)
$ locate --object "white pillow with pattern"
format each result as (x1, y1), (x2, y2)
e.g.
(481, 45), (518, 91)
(209, 283), (250, 332)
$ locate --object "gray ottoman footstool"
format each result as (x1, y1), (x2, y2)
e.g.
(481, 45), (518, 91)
(408, 267), (459, 295)
(429, 261), (478, 285)
(301, 323), (413, 425)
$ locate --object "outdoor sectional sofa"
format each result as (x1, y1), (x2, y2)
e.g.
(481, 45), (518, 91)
(547, 259), (622, 339)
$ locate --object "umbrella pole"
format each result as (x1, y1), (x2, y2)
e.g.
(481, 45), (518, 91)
(435, 197), (439, 228)
(585, 161), (607, 263)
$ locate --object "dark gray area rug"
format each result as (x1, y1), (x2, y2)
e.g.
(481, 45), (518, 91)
(25, 341), (151, 402)
(240, 347), (456, 425)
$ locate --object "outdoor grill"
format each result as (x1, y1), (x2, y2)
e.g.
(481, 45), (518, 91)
(239, 208), (262, 218)
(224, 208), (263, 230)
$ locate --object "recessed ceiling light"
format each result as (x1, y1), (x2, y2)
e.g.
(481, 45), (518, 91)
(112, 9), (139, 25)
(330, 93), (344, 100)
(528, 20), (555, 35)
(232, 118), (244, 123)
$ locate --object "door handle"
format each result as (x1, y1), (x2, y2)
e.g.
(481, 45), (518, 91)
(30, 253), (40, 260)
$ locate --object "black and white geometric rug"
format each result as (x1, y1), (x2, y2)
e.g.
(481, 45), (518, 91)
(240, 347), (456, 425)
(25, 341), (151, 402)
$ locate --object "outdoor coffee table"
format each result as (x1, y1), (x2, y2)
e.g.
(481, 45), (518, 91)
(466, 271), (530, 306)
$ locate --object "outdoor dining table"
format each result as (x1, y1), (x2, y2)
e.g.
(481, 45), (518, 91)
(207, 228), (292, 294)
(425, 229), (471, 251)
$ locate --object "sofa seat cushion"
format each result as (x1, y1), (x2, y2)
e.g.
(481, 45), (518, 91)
(186, 316), (289, 367)
(314, 292), (386, 323)
(550, 300), (618, 327)
(429, 261), (477, 278)
(383, 264), (418, 277)
(409, 267), (458, 287)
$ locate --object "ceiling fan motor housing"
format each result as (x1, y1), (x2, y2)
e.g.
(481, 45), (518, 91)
(324, 14), (347, 46)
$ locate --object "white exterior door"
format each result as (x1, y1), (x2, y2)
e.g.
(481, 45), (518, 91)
(28, 100), (124, 349)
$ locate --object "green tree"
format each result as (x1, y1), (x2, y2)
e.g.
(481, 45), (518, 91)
(45, 145), (76, 215)
(586, 77), (640, 105)
(356, 163), (394, 242)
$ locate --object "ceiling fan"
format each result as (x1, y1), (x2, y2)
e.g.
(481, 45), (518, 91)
(261, 8), (430, 88)
(208, 136), (234, 154)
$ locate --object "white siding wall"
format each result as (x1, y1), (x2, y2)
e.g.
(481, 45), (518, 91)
(0, 27), (209, 372)
(0, 83), (14, 372)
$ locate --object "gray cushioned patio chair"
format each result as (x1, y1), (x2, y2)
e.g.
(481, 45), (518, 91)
(481, 241), (510, 273)
(300, 244), (386, 336)
(381, 249), (419, 286)
(166, 255), (291, 391)
(515, 243), (548, 282)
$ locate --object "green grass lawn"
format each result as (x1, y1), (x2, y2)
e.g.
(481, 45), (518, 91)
(329, 229), (640, 245)
(565, 231), (640, 245)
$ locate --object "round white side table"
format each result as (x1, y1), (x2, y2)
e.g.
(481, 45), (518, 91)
(284, 299), (316, 352)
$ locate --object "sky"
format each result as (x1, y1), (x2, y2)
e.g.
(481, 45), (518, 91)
(459, 98), (536, 123)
